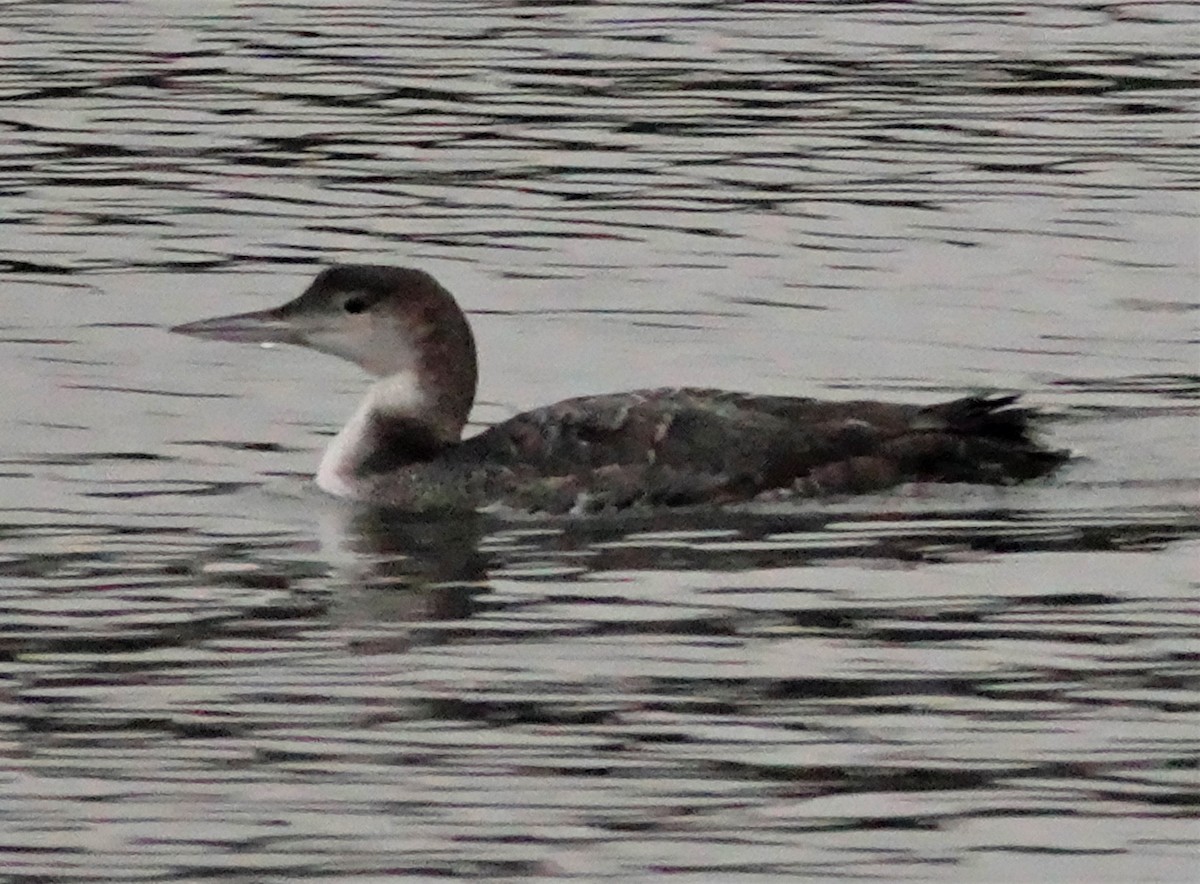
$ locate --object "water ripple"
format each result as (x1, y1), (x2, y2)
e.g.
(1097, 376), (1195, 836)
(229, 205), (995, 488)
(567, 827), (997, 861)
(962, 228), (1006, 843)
(1, 1), (1197, 879)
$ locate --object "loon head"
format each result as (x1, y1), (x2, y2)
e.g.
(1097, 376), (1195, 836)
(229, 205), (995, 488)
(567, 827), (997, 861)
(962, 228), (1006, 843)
(171, 265), (479, 444)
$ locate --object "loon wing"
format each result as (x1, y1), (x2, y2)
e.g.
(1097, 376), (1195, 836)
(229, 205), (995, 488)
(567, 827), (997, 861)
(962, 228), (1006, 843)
(446, 389), (1066, 511)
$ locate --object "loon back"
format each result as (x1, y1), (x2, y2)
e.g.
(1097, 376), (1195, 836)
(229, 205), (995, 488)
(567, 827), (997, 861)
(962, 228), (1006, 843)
(361, 388), (1068, 513)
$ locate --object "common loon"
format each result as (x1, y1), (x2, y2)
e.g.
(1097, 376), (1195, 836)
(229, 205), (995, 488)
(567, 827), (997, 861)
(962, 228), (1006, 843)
(171, 264), (1068, 513)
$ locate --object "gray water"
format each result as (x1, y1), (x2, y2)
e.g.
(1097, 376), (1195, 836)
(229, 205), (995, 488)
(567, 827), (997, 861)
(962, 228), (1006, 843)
(1, 1), (1198, 881)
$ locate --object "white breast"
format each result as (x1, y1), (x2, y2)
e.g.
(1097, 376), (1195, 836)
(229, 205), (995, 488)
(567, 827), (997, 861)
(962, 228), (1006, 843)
(316, 370), (425, 498)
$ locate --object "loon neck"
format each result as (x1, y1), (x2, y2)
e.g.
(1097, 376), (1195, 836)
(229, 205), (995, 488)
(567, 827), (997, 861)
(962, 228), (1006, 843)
(368, 269), (478, 440)
(169, 264), (482, 499)
(316, 370), (451, 498)
(311, 270), (481, 497)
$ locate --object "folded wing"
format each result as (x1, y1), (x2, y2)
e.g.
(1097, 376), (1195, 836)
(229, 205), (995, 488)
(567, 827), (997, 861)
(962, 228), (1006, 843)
(440, 389), (1065, 511)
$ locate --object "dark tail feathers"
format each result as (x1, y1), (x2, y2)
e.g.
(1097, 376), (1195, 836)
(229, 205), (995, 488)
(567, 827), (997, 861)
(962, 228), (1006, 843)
(914, 393), (1069, 481)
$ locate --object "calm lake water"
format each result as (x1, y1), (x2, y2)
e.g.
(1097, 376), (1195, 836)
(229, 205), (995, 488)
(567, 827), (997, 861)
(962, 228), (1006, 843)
(2, 1), (1198, 880)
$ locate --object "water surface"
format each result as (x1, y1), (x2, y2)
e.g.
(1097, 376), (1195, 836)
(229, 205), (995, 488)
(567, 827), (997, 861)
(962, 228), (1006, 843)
(1, 1), (1197, 880)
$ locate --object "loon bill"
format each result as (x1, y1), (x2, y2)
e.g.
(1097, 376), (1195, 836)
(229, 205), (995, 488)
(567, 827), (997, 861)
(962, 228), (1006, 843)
(170, 264), (1068, 513)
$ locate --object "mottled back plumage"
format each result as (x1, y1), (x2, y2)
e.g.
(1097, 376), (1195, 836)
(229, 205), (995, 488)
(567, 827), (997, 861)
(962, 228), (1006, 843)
(364, 388), (1067, 513)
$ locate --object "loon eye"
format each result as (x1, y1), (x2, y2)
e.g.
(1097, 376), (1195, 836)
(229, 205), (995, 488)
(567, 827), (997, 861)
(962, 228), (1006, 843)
(342, 296), (368, 315)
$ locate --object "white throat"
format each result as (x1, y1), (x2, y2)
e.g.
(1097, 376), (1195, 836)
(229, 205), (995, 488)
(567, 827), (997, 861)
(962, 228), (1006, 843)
(316, 370), (426, 498)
